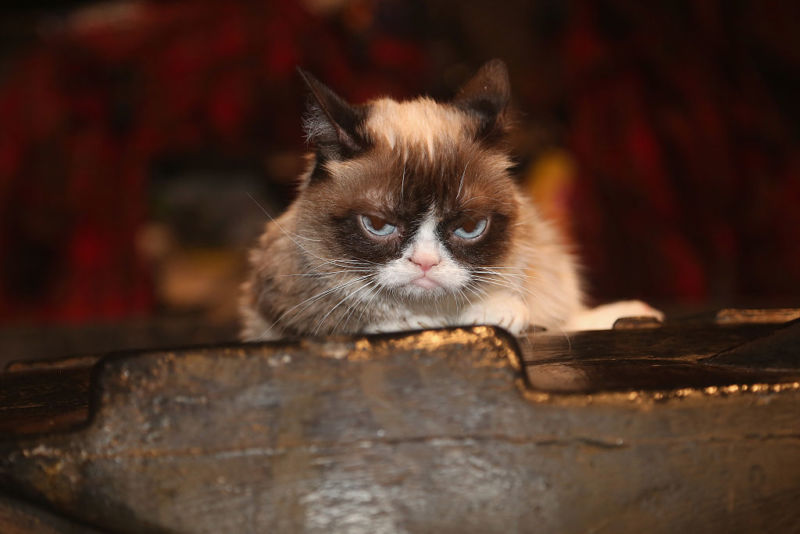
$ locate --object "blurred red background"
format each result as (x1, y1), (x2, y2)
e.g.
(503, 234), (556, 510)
(0, 0), (798, 339)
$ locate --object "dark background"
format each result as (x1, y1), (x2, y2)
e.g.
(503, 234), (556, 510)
(1, 0), (799, 361)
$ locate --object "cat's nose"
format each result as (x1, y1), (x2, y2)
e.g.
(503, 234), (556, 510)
(410, 252), (440, 272)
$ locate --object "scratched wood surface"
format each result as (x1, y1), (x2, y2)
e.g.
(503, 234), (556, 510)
(0, 311), (799, 533)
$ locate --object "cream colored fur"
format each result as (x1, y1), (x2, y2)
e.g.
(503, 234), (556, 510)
(240, 71), (662, 341)
(366, 98), (470, 158)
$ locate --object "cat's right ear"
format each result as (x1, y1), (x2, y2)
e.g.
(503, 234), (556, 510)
(298, 68), (367, 161)
(453, 59), (512, 143)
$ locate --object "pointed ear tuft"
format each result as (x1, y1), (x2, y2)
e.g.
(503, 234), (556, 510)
(298, 68), (367, 161)
(453, 59), (511, 142)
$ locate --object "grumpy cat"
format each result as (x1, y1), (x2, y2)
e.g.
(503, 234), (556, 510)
(240, 60), (660, 341)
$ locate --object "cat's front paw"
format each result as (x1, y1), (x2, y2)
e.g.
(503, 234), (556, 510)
(365, 314), (449, 334)
(565, 300), (663, 331)
(459, 293), (530, 335)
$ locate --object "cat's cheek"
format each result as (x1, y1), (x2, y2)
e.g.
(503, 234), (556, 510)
(459, 292), (530, 335)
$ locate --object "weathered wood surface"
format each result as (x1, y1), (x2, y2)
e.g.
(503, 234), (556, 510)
(5, 314), (798, 437)
(0, 364), (92, 437)
(1, 312), (799, 533)
(521, 320), (800, 393)
(0, 495), (101, 534)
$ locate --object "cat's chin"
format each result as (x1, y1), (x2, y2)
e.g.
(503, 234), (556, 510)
(397, 282), (450, 300)
(412, 277), (441, 290)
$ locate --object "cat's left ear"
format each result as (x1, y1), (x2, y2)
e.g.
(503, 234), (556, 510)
(297, 68), (367, 161)
(453, 59), (511, 142)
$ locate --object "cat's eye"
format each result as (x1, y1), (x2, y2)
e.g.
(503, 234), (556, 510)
(360, 214), (397, 237)
(453, 218), (488, 240)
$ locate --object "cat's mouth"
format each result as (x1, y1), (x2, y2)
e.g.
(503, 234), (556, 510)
(412, 276), (441, 290)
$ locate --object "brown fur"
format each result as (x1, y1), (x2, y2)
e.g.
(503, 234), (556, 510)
(240, 61), (658, 341)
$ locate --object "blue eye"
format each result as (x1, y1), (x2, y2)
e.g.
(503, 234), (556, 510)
(453, 218), (488, 239)
(361, 214), (397, 237)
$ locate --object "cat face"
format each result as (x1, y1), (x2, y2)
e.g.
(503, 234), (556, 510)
(298, 143), (519, 299)
(295, 60), (520, 301)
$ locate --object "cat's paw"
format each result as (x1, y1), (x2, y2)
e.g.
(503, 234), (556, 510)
(365, 314), (449, 334)
(363, 318), (409, 334)
(565, 300), (663, 331)
(459, 293), (530, 335)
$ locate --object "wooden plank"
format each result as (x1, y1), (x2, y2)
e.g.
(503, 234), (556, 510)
(1, 325), (799, 533)
(715, 308), (800, 324)
(520, 320), (800, 394)
(702, 321), (800, 370)
(0, 367), (92, 436)
(519, 322), (784, 364)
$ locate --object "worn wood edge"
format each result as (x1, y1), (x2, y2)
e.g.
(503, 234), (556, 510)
(300, 325), (524, 369)
(520, 313), (800, 403)
(0, 326), (526, 443)
(0, 366), (95, 438)
(5, 356), (101, 374)
(715, 308), (800, 324)
(7, 322), (800, 428)
(81, 325), (529, 430)
(518, 377), (800, 405)
(520, 321), (790, 363)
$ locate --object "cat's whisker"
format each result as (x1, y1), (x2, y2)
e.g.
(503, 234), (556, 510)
(555, 326), (573, 352)
(327, 258), (382, 267)
(246, 192), (327, 245)
(338, 279), (381, 332)
(299, 258), (382, 280)
(464, 281), (489, 298)
(470, 272), (526, 282)
(456, 159), (471, 200)
(460, 195), (514, 208)
(313, 278), (376, 335)
(246, 209), (343, 269)
(474, 280), (544, 306)
(279, 269), (373, 278)
(455, 285), (478, 312)
(471, 274), (525, 282)
(476, 263), (528, 270)
(467, 274), (546, 315)
(471, 270), (527, 283)
(353, 282), (383, 326)
(270, 275), (373, 332)
(471, 279), (526, 294)
(400, 163), (406, 199)
(276, 255), (379, 279)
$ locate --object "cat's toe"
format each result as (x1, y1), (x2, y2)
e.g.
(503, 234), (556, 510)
(565, 300), (664, 331)
(459, 296), (529, 336)
(612, 300), (664, 321)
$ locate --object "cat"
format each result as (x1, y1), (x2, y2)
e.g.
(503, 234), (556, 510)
(240, 60), (661, 341)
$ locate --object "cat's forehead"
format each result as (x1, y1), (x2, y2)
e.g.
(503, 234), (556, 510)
(364, 97), (476, 158)
(322, 146), (515, 216)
